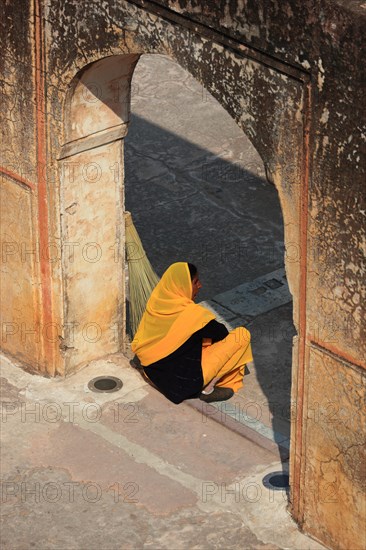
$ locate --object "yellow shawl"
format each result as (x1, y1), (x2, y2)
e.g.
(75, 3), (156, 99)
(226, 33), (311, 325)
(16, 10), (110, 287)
(131, 262), (215, 366)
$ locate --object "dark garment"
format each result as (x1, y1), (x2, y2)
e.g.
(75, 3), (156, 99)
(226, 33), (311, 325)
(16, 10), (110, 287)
(143, 319), (229, 404)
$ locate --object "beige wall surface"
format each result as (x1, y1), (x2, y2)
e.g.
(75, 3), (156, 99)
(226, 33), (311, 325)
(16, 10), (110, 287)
(303, 347), (365, 549)
(1, 179), (41, 367)
(60, 141), (126, 375)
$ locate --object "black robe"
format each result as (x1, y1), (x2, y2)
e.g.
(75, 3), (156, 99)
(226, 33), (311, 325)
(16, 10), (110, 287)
(143, 319), (229, 404)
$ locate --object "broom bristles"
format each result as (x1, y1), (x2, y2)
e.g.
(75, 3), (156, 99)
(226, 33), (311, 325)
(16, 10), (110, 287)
(125, 212), (160, 336)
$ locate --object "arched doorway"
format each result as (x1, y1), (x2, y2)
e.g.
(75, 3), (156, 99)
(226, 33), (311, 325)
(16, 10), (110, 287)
(59, 48), (302, 440)
(59, 48), (305, 514)
(125, 53), (295, 460)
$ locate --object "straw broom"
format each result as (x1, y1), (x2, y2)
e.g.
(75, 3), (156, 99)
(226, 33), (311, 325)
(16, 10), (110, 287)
(124, 211), (160, 336)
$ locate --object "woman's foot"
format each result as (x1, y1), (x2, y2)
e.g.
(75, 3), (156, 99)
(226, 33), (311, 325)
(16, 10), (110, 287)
(201, 376), (221, 395)
(199, 387), (234, 403)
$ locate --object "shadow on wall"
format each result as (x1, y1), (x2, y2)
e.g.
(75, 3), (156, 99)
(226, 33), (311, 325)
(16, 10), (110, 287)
(125, 113), (296, 464)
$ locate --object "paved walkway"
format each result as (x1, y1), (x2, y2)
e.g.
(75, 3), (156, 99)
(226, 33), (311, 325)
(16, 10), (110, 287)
(1, 352), (326, 550)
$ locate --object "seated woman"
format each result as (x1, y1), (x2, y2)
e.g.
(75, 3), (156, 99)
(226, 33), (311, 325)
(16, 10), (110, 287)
(131, 262), (253, 404)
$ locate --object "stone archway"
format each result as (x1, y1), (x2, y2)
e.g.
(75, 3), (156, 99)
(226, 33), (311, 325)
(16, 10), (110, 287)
(125, 51), (296, 460)
(59, 50), (305, 384)
(58, 47), (307, 525)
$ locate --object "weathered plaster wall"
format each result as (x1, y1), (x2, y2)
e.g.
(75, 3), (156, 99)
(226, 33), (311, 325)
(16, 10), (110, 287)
(304, 348), (365, 549)
(0, 179), (40, 366)
(0, 0), (43, 370)
(1, 0), (36, 176)
(59, 54), (138, 373)
(1, 1), (365, 549)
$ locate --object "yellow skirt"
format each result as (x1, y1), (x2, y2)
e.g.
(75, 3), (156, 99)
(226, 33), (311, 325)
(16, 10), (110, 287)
(201, 326), (253, 393)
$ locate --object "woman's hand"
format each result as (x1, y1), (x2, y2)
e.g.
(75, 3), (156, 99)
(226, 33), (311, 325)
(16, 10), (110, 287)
(202, 338), (212, 347)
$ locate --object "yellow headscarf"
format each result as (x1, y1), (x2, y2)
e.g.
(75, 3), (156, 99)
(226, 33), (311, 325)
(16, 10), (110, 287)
(131, 262), (215, 366)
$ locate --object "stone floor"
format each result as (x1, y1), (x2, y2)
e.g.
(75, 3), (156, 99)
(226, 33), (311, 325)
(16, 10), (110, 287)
(125, 54), (286, 300)
(1, 352), (327, 550)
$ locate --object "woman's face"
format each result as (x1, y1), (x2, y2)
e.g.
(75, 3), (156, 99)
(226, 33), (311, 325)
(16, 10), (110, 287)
(191, 273), (202, 300)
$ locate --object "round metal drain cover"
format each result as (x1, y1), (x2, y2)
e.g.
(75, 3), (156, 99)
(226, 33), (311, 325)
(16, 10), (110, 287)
(88, 376), (123, 393)
(262, 471), (289, 491)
